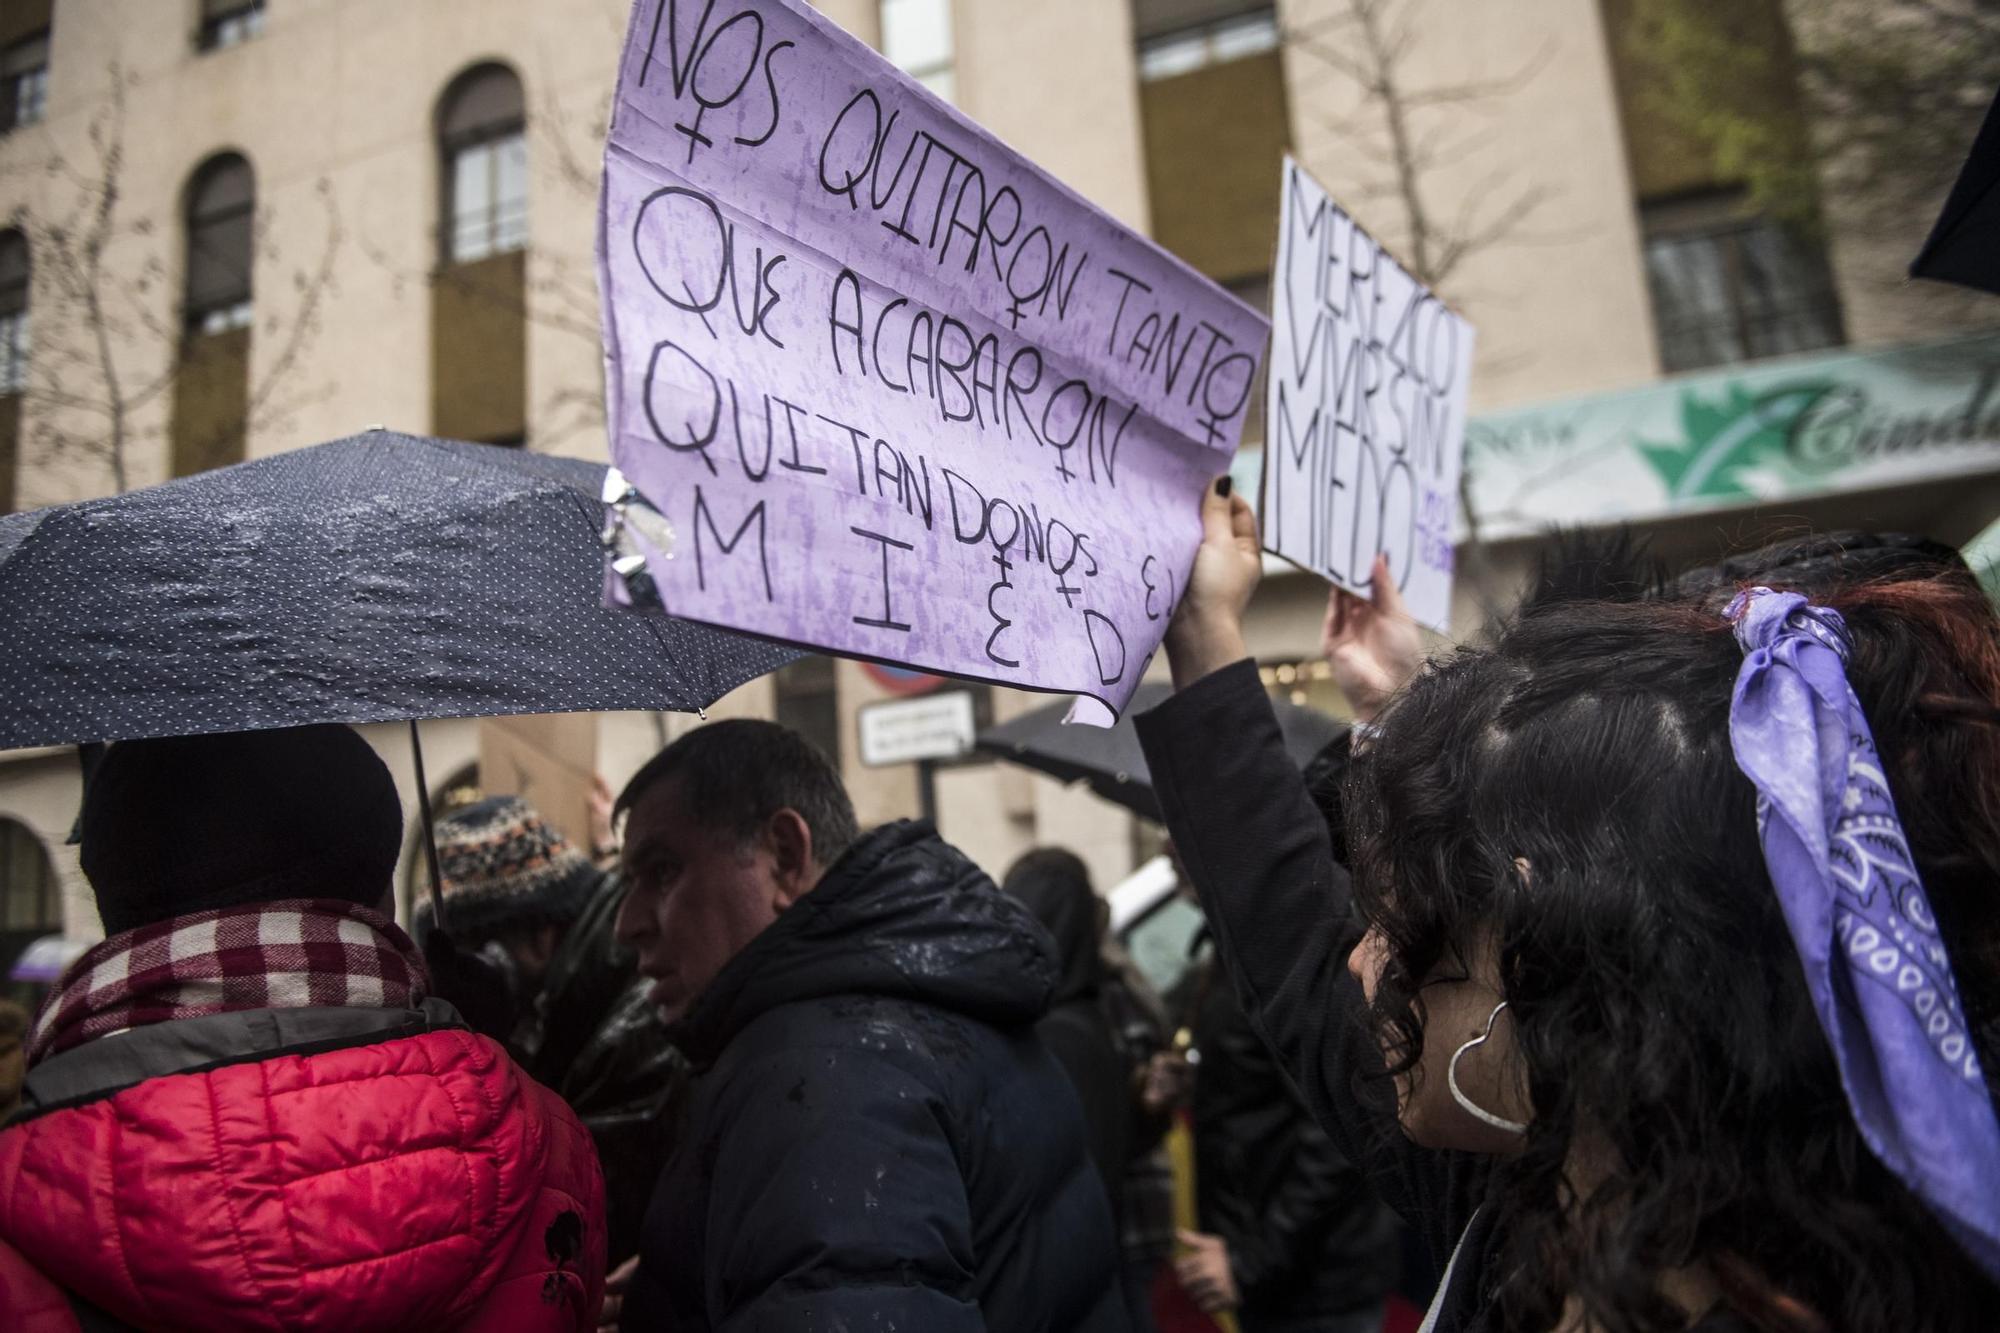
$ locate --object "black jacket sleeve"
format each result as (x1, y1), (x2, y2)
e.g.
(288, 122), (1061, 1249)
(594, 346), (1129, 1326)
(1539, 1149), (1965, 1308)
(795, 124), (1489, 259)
(1135, 659), (1484, 1262)
(1036, 1005), (1134, 1213)
(1226, 1113), (1374, 1300)
(699, 1045), (988, 1332)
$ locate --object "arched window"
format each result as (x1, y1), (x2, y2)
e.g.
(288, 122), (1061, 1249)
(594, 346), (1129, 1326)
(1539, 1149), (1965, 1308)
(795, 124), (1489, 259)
(439, 64), (527, 266)
(184, 153), (255, 335)
(0, 819), (56, 933)
(0, 818), (58, 1002)
(0, 229), (26, 395)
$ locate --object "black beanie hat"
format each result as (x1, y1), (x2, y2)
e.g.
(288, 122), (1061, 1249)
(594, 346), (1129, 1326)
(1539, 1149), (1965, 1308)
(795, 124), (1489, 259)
(80, 724), (404, 936)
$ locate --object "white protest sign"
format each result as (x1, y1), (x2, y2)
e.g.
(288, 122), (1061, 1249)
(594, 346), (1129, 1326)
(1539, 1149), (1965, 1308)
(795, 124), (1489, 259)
(1261, 156), (1474, 629)
(597, 0), (1268, 722)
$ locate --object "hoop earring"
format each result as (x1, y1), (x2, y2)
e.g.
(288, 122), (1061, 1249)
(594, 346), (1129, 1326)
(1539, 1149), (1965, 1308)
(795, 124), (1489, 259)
(1447, 1000), (1527, 1135)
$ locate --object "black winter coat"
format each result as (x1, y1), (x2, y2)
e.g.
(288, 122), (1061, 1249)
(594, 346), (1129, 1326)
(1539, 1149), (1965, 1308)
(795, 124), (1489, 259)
(621, 820), (1131, 1333)
(524, 870), (688, 1265)
(1185, 949), (1397, 1323)
(1008, 855), (1140, 1219)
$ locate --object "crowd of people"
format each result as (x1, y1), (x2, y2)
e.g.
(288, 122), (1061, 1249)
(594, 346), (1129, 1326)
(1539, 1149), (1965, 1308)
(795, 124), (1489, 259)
(0, 493), (1996, 1332)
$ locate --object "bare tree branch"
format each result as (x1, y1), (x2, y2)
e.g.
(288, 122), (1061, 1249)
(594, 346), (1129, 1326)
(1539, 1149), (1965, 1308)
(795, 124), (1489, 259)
(1284, 0), (1553, 292)
(355, 70), (613, 453)
(241, 179), (344, 433)
(12, 64), (338, 495)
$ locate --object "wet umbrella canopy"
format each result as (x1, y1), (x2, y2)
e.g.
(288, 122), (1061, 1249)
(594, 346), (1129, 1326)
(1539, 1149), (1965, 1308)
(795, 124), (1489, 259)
(0, 430), (798, 749)
(975, 681), (1344, 820)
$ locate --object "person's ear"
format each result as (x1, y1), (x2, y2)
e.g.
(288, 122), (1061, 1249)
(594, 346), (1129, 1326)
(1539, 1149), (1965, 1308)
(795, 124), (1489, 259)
(766, 808), (816, 908)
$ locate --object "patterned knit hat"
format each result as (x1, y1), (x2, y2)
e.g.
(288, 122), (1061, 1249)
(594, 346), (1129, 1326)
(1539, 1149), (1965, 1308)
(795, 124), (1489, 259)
(422, 796), (598, 942)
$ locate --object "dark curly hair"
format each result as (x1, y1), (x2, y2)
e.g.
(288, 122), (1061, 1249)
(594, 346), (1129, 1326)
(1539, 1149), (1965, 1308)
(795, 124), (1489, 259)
(1343, 571), (2000, 1332)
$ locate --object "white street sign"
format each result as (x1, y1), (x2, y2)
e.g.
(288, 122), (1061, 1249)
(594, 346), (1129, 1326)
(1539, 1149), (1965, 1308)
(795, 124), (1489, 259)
(858, 691), (977, 768)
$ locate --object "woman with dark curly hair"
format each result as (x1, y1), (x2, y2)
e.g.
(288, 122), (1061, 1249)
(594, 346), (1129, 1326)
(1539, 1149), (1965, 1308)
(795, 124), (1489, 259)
(1133, 481), (2000, 1332)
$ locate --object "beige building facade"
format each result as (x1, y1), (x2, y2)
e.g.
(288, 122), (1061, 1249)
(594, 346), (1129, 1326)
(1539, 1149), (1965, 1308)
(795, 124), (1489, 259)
(2, 0), (1995, 959)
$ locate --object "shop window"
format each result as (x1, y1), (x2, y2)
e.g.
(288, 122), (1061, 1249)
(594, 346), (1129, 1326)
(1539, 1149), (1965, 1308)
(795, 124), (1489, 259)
(0, 30), (47, 134)
(439, 64), (527, 266)
(881, 0), (955, 103)
(1641, 193), (1843, 374)
(775, 656), (843, 769)
(198, 0), (266, 52)
(1258, 658), (1353, 720)
(1135, 2), (1276, 82)
(184, 153), (255, 335)
(0, 230), (27, 396)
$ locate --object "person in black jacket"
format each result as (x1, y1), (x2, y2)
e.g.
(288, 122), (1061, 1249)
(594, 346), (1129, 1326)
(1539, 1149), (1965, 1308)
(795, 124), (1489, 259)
(608, 720), (1129, 1332)
(1134, 483), (2000, 1332)
(420, 795), (686, 1265)
(1003, 848), (1137, 1213)
(1176, 936), (1397, 1333)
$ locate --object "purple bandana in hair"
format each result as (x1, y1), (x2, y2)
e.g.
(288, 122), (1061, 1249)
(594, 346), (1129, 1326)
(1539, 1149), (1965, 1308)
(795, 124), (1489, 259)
(1729, 586), (2000, 1280)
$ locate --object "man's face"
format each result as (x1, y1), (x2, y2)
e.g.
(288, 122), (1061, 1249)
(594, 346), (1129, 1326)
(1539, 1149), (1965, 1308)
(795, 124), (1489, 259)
(614, 776), (801, 1023)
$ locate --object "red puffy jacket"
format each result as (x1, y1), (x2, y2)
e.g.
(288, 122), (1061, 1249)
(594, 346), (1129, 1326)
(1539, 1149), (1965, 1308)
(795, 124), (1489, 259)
(0, 1012), (605, 1332)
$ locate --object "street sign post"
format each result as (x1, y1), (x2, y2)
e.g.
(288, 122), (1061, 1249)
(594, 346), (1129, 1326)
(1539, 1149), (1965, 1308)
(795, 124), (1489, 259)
(858, 691), (979, 823)
(858, 691), (977, 768)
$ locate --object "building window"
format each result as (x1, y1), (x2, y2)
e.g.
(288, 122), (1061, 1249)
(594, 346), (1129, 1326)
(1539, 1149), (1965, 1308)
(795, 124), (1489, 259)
(1641, 194), (1843, 375)
(198, 0), (267, 52)
(0, 230), (27, 396)
(0, 30), (48, 133)
(775, 656), (843, 769)
(881, 0), (955, 104)
(439, 64), (527, 267)
(184, 153), (255, 335)
(1136, 3), (1277, 82)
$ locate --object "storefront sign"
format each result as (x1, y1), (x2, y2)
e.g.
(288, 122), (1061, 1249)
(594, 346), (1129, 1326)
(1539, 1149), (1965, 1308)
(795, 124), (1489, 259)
(1463, 332), (2000, 540)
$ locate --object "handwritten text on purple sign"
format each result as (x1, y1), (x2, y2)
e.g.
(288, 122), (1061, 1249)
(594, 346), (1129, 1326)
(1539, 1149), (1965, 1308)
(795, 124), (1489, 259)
(599, 0), (1267, 719)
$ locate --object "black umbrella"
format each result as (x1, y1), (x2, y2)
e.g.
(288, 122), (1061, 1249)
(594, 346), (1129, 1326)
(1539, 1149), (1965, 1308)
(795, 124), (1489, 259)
(975, 681), (1345, 820)
(0, 429), (798, 749)
(1911, 84), (2000, 295)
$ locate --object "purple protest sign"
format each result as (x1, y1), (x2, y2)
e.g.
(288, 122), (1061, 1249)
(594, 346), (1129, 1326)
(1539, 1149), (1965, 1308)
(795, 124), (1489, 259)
(597, 0), (1266, 723)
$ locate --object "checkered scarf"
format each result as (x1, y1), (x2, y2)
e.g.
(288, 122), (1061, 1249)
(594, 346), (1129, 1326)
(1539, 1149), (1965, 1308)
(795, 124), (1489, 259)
(27, 899), (429, 1066)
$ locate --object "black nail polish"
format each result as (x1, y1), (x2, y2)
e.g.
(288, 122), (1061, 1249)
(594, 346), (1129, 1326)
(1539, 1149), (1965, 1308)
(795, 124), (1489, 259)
(1216, 476), (1233, 498)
